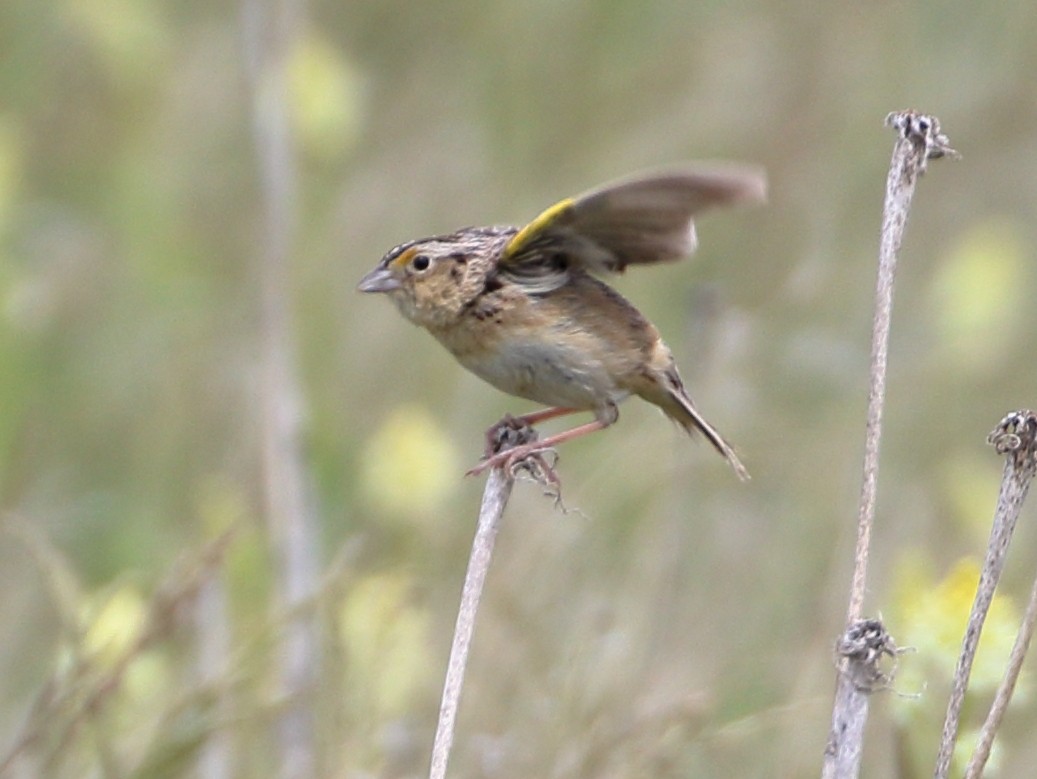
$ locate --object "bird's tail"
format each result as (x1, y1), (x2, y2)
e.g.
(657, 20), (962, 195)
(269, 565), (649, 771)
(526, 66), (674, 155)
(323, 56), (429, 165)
(660, 382), (749, 481)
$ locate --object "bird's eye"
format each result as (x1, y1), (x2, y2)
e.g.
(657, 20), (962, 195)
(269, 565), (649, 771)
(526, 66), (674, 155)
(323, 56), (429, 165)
(411, 254), (431, 272)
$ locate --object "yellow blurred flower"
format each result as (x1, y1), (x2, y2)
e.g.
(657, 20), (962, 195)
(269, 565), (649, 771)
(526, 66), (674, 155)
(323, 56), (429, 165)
(362, 404), (461, 518)
(929, 219), (1029, 372)
(338, 572), (432, 717)
(890, 557), (1026, 774)
(891, 557), (1026, 716)
(63, 0), (169, 84)
(82, 583), (148, 666)
(287, 33), (365, 161)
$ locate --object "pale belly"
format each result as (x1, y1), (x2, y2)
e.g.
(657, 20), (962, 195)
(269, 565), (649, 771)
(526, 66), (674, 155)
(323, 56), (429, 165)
(450, 337), (629, 413)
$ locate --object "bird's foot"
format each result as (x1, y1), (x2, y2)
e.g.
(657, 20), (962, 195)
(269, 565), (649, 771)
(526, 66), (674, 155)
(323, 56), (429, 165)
(466, 440), (556, 476)
(480, 413), (535, 459)
(468, 417), (561, 495)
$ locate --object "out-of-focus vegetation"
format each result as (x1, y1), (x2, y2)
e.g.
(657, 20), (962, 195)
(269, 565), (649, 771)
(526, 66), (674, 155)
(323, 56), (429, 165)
(2, 1), (1037, 777)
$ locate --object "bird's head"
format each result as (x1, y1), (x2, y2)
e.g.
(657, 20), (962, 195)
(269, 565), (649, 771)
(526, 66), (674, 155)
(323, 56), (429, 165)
(358, 228), (509, 328)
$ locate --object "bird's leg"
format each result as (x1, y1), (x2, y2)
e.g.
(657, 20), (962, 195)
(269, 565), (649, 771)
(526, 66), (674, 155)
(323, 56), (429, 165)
(467, 418), (609, 477)
(514, 406), (581, 426)
(480, 407), (580, 457)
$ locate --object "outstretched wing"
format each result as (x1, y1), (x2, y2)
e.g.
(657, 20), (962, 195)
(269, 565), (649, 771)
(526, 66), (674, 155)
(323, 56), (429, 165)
(498, 166), (765, 292)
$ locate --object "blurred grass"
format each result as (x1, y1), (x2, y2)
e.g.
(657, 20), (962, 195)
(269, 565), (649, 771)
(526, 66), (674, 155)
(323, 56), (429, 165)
(2, 0), (1037, 776)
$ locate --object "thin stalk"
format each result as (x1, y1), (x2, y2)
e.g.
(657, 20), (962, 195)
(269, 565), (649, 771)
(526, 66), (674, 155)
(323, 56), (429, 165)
(938, 411), (1037, 779)
(821, 111), (957, 779)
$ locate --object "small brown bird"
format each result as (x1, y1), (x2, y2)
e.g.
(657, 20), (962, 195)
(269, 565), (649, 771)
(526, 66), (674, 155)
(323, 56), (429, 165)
(358, 166), (765, 478)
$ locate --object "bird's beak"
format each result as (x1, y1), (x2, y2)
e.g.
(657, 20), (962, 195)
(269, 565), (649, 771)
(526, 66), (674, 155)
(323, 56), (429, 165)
(357, 266), (402, 294)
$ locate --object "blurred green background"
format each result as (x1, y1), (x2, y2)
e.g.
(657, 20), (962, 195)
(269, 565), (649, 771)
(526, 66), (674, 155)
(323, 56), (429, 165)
(2, 1), (1037, 777)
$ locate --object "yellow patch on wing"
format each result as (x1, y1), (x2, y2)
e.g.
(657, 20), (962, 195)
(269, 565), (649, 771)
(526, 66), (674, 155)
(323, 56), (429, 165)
(388, 246), (418, 269)
(502, 197), (575, 261)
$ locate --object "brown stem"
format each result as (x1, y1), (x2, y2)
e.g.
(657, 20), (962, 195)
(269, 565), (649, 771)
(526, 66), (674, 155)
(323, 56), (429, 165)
(938, 411), (1037, 779)
(821, 111), (957, 779)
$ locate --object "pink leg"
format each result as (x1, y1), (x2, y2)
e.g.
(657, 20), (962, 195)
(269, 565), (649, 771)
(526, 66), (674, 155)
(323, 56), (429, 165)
(514, 406), (580, 426)
(467, 418), (608, 476)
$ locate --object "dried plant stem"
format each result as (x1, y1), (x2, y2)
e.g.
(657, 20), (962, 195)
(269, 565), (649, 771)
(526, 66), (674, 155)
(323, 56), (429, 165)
(821, 111), (956, 779)
(938, 411), (1037, 779)
(0, 525), (237, 775)
(429, 467), (514, 779)
(848, 111), (955, 624)
(195, 567), (232, 779)
(243, 1), (320, 777)
(428, 420), (549, 779)
(964, 567), (1037, 779)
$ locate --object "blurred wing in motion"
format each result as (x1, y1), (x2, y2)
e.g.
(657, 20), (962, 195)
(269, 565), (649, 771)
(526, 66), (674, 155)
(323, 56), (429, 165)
(498, 166), (766, 292)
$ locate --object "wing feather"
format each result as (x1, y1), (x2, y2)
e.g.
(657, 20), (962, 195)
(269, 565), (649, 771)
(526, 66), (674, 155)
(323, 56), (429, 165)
(500, 166), (765, 288)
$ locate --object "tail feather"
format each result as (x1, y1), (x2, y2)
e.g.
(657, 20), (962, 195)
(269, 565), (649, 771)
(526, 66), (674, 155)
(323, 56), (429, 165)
(633, 347), (749, 480)
(666, 387), (749, 481)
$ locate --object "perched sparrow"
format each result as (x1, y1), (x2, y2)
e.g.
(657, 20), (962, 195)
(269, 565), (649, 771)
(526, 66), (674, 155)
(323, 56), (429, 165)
(358, 166), (765, 479)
